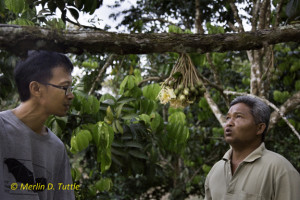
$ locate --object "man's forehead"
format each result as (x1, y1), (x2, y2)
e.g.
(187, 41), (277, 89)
(50, 67), (72, 82)
(227, 103), (251, 114)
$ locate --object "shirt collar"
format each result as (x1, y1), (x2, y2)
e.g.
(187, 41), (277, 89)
(223, 143), (265, 163)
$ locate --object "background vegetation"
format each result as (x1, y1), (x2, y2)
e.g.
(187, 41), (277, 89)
(0, 0), (299, 199)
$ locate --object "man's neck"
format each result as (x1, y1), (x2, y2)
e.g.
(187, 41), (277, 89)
(12, 101), (49, 135)
(230, 142), (261, 174)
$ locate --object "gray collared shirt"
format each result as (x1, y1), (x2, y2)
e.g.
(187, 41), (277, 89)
(205, 143), (300, 200)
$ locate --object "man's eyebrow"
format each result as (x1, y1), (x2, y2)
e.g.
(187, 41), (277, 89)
(226, 111), (245, 116)
(59, 80), (72, 85)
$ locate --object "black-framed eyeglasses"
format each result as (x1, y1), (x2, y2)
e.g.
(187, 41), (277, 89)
(40, 83), (74, 95)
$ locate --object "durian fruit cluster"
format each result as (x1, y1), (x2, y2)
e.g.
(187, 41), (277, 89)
(157, 53), (206, 108)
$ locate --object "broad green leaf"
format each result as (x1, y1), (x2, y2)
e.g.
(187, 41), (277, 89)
(127, 86), (142, 98)
(124, 141), (143, 149)
(8, 18), (34, 26)
(202, 164), (212, 175)
(117, 97), (136, 104)
(95, 178), (112, 192)
(128, 150), (148, 160)
(106, 106), (114, 122)
(139, 114), (150, 124)
(150, 113), (163, 132)
(116, 103), (126, 118)
(142, 83), (161, 101)
(127, 75), (136, 90)
(100, 149), (112, 172)
(45, 18), (66, 29)
(119, 76), (129, 95)
(89, 95), (100, 114)
(115, 120), (123, 134)
(111, 148), (127, 157)
(168, 111), (186, 125)
(5, 0), (24, 14)
(70, 136), (79, 154)
(122, 113), (139, 120)
(100, 93), (116, 103)
(76, 130), (91, 151)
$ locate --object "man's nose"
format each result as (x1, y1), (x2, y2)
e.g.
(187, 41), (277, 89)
(67, 92), (75, 100)
(225, 118), (234, 127)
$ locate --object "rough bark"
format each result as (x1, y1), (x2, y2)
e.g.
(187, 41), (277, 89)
(269, 91), (300, 130)
(0, 24), (300, 55)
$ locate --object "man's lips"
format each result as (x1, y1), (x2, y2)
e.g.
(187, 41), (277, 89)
(225, 128), (232, 136)
(64, 104), (70, 109)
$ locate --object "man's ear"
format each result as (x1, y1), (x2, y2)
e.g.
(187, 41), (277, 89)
(256, 123), (266, 136)
(29, 81), (42, 97)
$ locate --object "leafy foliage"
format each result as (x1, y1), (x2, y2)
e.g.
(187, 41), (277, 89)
(0, 0), (299, 199)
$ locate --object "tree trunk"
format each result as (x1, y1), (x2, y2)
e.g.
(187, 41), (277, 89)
(0, 24), (300, 56)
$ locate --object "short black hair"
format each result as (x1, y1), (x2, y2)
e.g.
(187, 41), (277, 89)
(14, 51), (73, 102)
(230, 96), (271, 142)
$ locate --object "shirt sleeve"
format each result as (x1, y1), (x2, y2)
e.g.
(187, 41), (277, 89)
(53, 149), (75, 200)
(204, 171), (212, 200)
(274, 169), (300, 200)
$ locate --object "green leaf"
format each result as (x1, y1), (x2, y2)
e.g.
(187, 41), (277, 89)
(111, 148), (127, 157)
(119, 76), (129, 95)
(142, 83), (161, 101)
(124, 141), (143, 149)
(139, 114), (150, 124)
(95, 178), (112, 192)
(127, 75), (136, 90)
(70, 136), (79, 154)
(202, 164), (212, 175)
(5, 0), (24, 14)
(106, 106), (114, 122)
(122, 113), (139, 120)
(76, 130), (91, 151)
(100, 93), (117, 103)
(100, 149), (112, 172)
(89, 95), (100, 114)
(168, 111), (186, 125)
(129, 150), (148, 159)
(8, 18), (34, 26)
(168, 25), (183, 33)
(150, 113), (163, 132)
(115, 120), (123, 134)
(45, 18), (66, 29)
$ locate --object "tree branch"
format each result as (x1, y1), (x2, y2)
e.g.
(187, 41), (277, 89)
(88, 54), (116, 95)
(258, 0), (270, 30)
(138, 76), (165, 87)
(65, 17), (105, 31)
(204, 91), (226, 127)
(275, 0), (284, 27)
(1, 24), (300, 55)
(269, 91), (300, 129)
(223, 90), (300, 142)
(251, 0), (261, 31)
(229, 1), (245, 32)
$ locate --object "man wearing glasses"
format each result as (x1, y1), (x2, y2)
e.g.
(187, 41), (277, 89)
(0, 51), (75, 200)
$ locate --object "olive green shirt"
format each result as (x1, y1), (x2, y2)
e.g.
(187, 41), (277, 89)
(205, 143), (300, 200)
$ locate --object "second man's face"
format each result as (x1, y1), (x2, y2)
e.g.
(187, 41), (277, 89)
(224, 103), (261, 147)
(40, 66), (74, 117)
